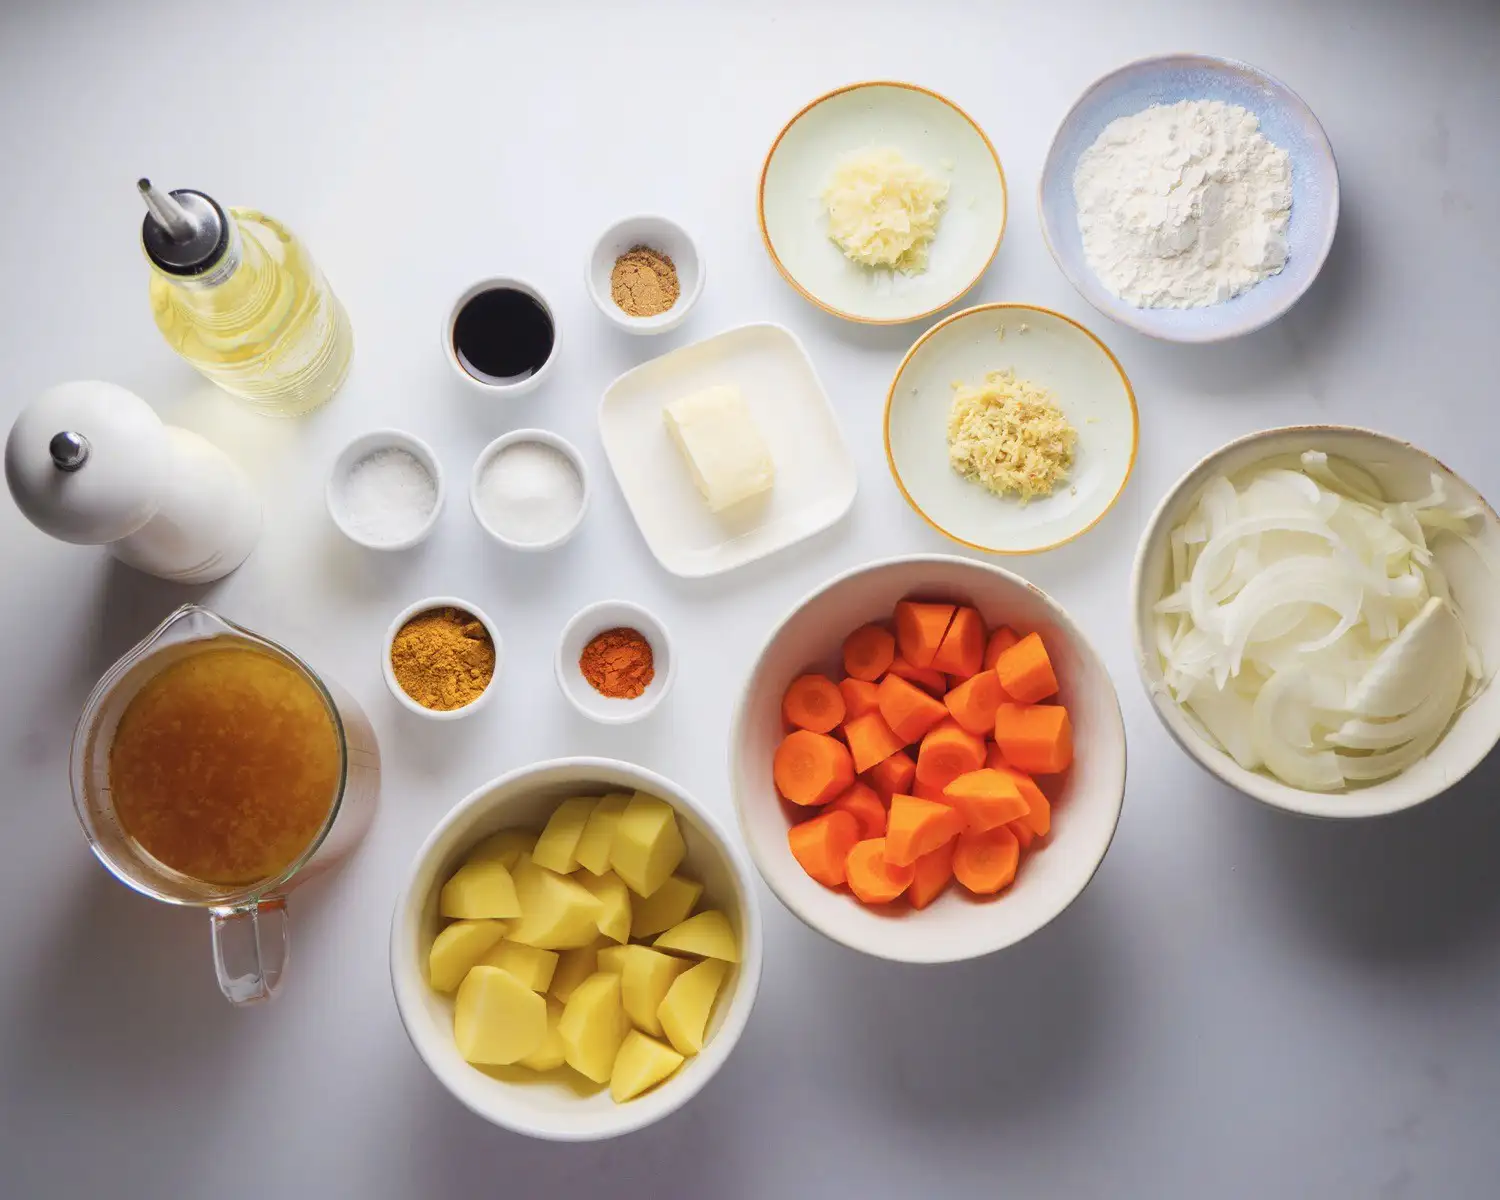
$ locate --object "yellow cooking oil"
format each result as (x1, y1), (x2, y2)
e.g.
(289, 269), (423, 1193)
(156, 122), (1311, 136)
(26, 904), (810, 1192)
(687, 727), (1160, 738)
(141, 182), (352, 416)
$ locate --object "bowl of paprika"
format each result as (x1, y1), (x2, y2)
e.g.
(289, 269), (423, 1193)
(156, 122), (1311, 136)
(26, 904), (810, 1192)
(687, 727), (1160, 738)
(556, 600), (675, 724)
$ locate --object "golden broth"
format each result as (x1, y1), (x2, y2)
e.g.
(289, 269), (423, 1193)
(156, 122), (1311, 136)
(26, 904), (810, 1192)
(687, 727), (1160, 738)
(109, 645), (340, 886)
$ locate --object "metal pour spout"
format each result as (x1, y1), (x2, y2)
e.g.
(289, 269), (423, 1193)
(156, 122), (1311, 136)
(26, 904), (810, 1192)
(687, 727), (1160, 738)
(138, 178), (199, 241)
(136, 177), (229, 275)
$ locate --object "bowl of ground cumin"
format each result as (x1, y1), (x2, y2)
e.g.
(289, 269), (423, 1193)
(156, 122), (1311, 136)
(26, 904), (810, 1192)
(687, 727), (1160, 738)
(555, 599), (676, 723)
(383, 597), (503, 720)
(587, 214), (704, 334)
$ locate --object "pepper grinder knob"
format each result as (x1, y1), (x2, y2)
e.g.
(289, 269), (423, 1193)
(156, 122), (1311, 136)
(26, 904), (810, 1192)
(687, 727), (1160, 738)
(49, 431), (90, 472)
(5, 381), (261, 582)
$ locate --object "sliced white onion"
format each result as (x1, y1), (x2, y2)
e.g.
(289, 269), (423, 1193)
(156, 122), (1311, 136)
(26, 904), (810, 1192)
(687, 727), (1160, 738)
(1245, 600), (1315, 646)
(1191, 514), (1341, 609)
(1170, 526), (1188, 593)
(1185, 684), (1260, 770)
(1219, 556), (1363, 670)
(1300, 450), (1384, 507)
(1242, 467), (1323, 509)
(1337, 740), (1435, 782)
(1251, 666), (1345, 792)
(1157, 455), (1488, 792)
(1342, 597), (1464, 721)
(1201, 475), (1239, 539)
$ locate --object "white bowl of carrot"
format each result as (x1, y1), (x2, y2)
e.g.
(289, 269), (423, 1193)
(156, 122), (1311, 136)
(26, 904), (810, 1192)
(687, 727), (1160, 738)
(730, 554), (1127, 963)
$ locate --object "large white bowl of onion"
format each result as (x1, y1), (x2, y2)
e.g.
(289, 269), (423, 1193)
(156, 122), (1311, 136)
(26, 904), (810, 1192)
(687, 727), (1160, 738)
(1132, 425), (1500, 818)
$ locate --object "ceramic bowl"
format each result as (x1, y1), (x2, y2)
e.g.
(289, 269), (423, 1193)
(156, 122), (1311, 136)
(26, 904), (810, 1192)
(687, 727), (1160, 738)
(443, 276), (561, 396)
(586, 215), (704, 334)
(731, 554), (1126, 963)
(382, 596), (503, 721)
(1040, 54), (1339, 343)
(885, 303), (1138, 554)
(1131, 425), (1500, 817)
(326, 429), (444, 551)
(759, 81), (1007, 325)
(390, 757), (764, 1141)
(555, 600), (675, 724)
(470, 428), (590, 552)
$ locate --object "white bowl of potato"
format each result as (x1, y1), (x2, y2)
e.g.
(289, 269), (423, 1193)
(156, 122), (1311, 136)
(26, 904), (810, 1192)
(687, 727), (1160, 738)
(390, 757), (764, 1141)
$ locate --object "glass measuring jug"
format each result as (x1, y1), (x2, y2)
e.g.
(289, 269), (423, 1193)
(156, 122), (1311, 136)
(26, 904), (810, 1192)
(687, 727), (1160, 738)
(70, 604), (380, 1004)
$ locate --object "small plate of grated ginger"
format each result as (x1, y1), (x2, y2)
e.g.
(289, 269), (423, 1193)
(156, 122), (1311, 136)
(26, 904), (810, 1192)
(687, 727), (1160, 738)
(883, 303), (1138, 555)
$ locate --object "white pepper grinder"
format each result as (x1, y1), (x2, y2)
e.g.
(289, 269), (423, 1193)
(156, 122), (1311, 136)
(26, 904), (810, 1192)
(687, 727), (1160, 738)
(5, 380), (260, 583)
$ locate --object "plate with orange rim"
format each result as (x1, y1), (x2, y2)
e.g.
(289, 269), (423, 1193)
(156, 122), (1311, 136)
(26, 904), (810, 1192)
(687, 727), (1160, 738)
(758, 81), (1007, 325)
(884, 303), (1138, 554)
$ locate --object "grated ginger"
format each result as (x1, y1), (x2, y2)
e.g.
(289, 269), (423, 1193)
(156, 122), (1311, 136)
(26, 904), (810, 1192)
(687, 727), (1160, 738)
(821, 147), (948, 273)
(946, 369), (1077, 502)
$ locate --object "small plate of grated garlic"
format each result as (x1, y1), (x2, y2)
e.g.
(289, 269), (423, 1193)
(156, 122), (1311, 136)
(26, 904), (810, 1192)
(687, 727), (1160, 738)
(883, 303), (1138, 554)
(758, 81), (1007, 325)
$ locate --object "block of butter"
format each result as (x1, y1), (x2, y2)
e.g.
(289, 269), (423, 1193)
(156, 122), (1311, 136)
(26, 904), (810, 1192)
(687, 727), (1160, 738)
(663, 385), (775, 512)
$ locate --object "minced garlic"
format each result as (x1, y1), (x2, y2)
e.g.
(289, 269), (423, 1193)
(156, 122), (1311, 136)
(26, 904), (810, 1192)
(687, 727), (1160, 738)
(821, 147), (948, 273)
(946, 369), (1077, 502)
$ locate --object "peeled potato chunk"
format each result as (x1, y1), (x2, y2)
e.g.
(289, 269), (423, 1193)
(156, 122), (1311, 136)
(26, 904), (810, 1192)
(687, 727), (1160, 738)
(518, 999), (567, 1072)
(479, 940), (559, 993)
(530, 797), (597, 874)
(610, 792), (686, 898)
(465, 829), (537, 870)
(549, 941), (604, 1004)
(440, 860), (521, 920)
(428, 919), (508, 992)
(454, 965), (547, 1065)
(558, 971), (632, 1084)
(610, 1030), (685, 1103)
(576, 871), (632, 944)
(658, 958), (730, 1057)
(653, 910), (739, 962)
(614, 946), (691, 1037)
(629, 874), (704, 939)
(508, 859), (604, 949)
(431, 799), (732, 1103)
(575, 793), (631, 876)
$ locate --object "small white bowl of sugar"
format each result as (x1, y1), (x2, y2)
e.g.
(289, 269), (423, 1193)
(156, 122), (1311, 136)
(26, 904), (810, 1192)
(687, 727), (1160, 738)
(470, 429), (590, 551)
(327, 430), (445, 550)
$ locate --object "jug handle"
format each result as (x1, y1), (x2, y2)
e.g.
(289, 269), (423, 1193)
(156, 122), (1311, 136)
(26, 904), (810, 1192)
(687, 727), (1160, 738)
(209, 897), (289, 1005)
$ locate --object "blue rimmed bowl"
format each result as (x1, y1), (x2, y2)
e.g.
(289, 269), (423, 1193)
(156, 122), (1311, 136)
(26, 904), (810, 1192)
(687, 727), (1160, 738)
(1039, 54), (1339, 344)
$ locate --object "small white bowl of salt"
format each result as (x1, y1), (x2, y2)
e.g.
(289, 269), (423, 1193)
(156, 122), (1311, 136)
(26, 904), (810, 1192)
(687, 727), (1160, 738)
(327, 430), (445, 551)
(470, 429), (590, 551)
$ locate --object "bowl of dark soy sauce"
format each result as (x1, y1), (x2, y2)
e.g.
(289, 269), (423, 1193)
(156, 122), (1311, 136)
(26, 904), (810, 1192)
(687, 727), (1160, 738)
(444, 277), (560, 396)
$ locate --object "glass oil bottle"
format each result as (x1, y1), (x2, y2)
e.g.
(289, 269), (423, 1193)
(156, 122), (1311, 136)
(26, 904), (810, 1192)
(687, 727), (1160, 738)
(139, 179), (353, 416)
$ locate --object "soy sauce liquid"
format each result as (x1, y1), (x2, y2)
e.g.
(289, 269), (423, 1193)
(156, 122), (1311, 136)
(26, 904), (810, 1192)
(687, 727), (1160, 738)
(453, 288), (555, 384)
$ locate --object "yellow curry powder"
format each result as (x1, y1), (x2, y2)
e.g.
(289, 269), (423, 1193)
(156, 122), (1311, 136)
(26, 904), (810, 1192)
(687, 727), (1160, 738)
(390, 607), (496, 710)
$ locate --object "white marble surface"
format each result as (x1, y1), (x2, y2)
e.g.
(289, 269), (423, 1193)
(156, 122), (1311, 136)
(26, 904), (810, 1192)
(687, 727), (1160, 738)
(2, 1), (1498, 1196)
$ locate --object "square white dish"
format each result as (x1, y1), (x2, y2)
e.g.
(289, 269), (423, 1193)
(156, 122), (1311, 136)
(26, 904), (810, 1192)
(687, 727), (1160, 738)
(599, 322), (857, 577)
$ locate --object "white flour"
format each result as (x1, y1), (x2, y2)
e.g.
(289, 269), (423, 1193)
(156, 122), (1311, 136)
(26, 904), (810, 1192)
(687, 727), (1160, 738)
(1073, 99), (1293, 309)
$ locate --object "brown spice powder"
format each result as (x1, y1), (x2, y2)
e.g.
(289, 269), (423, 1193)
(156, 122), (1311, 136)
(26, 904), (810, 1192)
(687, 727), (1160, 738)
(579, 627), (655, 699)
(390, 607), (496, 711)
(610, 246), (680, 318)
